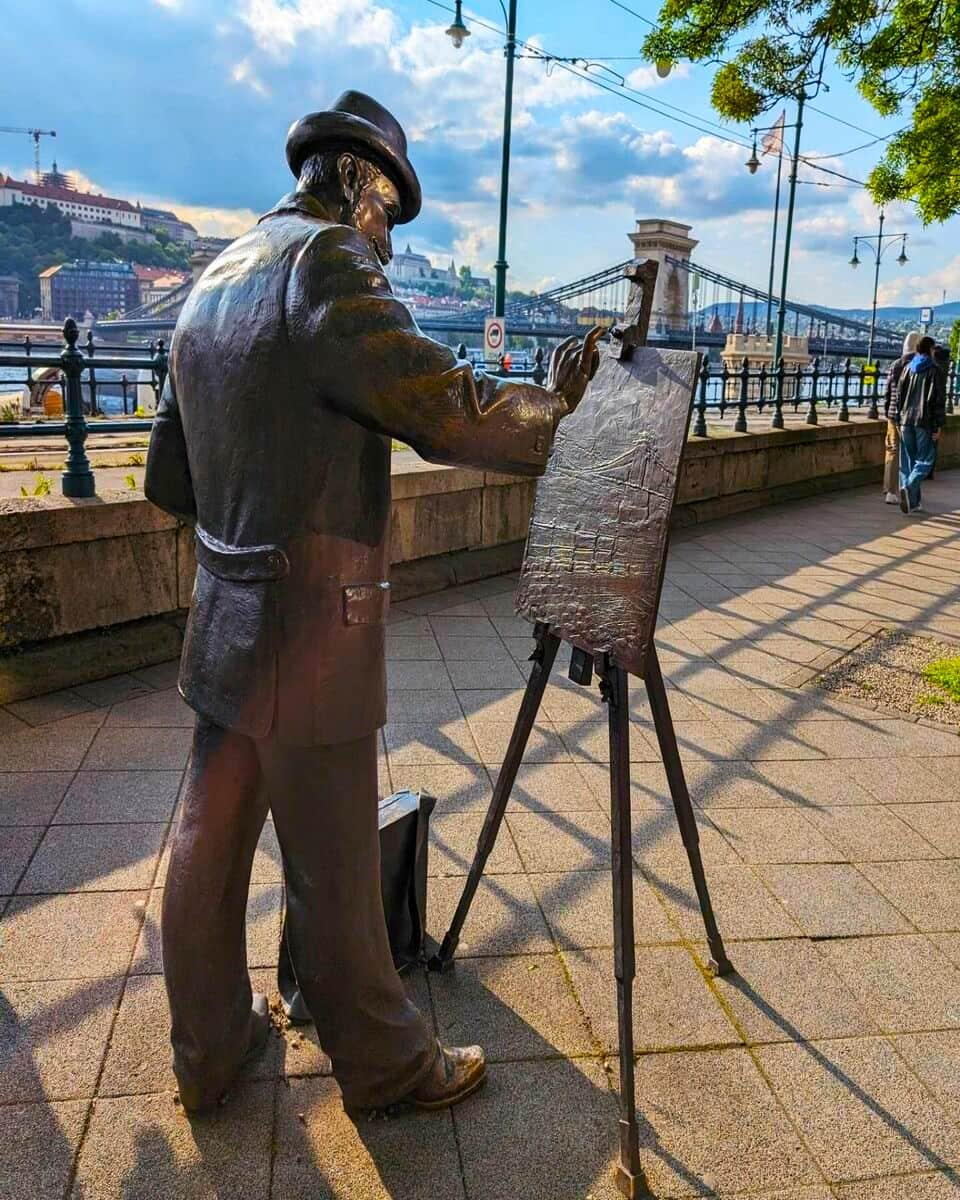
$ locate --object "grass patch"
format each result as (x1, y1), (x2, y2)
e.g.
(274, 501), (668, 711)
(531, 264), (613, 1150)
(923, 657), (960, 703)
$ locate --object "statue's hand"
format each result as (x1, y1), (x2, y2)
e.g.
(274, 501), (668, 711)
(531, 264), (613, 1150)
(547, 327), (603, 416)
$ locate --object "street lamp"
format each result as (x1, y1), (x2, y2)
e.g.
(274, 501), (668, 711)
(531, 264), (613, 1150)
(447, 0), (517, 319)
(744, 115), (798, 345)
(848, 210), (908, 365)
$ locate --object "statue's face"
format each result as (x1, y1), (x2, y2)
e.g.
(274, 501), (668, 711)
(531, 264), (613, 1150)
(351, 169), (401, 267)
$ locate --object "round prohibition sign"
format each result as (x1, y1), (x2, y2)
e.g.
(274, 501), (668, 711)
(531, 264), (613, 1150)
(484, 318), (505, 354)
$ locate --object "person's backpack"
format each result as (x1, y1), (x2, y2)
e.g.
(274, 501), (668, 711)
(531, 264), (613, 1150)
(278, 789), (436, 1023)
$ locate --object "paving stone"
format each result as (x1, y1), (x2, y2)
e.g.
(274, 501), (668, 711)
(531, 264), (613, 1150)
(445, 659), (525, 689)
(389, 764), (491, 814)
(804, 805), (940, 862)
(72, 673), (154, 707)
(251, 821), (282, 884)
(495, 762), (599, 812)
(893, 1032), (960, 1127)
(756, 1037), (960, 1182)
(426, 874), (553, 957)
(711, 938), (878, 1044)
(859, 861), (960, 931)
(575, 761), (675, 808)
(754, 760), (878, 808)
(819, 936), (960, 1033)
(18, 822), (166, 893)
(0, 1099), (89, 1200)
(429, 614), (498, 636)
(54, 770), (182, 824)
(470, 720), (572, 765)
(0, 890), (147, 981)
(0, 826), (43, 893)
(689, 689), (787, 723)
(565, 945), (739, 1053)
(634, 1047), (821, 1196)
(384, 614), (434, 635)
(709, 808), (843, 863)
(928, 933), (960, 971)
(6, 689), (97, 726)
(631, 808), (740, 869)
(386, 660), (453, 691)
(506, 810), (612, 872)
(430, 812), (523, 876)
(539, 681), (607, 722)
(383, 720), (478, 766)
(383, 690), (464, 726)
(384, 634), (442, 661)
(0, 707), (29, 736)
(651, 863), (802, 941)
(131, 659), (181, 689)
(2, 713), (104, 772)
(83, 726), (193, 771)
(836, 1173), (960, 1199)
(918, 758), (960, 791)
(272, 1075), (466, 1200)
(0, 976), (121, 1102)
(714, 719), (825, 760)
(70, 1084), (275, 1200)
(759, 865), (913, 937)
(436, 633), (508, 662)
(456, 687), (527, 724)
(104, 687), (196, 727)
(793, 720), (911, 760)
(455, 1059), (622, 1200)
(429, 952), (594, 1061)
(529, 869), (679, 948)
(684, 761), (791, 809)
(889, 803), (960, 856)
(0, 772), (73, 825)
(838, 758), (943, 804)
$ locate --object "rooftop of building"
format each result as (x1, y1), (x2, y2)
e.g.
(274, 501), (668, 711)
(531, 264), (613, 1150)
(1, 173), (138, 213)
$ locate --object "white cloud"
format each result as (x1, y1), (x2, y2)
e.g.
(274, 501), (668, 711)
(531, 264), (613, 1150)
(232, 58), (269, 96)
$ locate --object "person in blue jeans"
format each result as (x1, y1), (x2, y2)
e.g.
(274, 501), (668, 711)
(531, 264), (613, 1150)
(897, 335), (947, 514)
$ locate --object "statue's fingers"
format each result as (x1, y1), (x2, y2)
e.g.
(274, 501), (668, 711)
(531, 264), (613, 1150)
(579, 326), (604, 376)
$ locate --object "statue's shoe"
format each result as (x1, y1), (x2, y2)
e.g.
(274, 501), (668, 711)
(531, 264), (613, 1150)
(178, 993), (271, 1115)
(410, 1042), (486, 1111)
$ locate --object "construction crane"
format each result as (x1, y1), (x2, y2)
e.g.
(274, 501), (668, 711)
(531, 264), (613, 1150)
(0, 127), (57, 184)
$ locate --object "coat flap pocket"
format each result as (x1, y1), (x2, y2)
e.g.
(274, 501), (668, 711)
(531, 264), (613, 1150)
(343, 582), (391, 626)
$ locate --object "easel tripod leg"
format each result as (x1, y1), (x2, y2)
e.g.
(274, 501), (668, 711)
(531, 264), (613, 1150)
(602, 659), (645, 1198)
(644, 650), (733, 977)
(429, 625), (560, 971)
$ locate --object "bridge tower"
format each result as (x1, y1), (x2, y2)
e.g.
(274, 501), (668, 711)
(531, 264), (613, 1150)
(628, 219), (698, 332)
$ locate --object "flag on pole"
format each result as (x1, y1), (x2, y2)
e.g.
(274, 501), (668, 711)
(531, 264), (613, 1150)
(761, 111), (786, 156)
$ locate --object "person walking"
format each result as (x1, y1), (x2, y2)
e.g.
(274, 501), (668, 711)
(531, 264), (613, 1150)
(897, 335), (946, 514)
(882, 330), (920, 503)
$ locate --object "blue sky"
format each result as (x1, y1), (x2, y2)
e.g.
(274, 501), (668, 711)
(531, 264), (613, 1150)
(1, 0), (956, 310)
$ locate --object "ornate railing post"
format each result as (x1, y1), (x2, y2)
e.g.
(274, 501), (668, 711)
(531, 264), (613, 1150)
(806, 355), (820, 425)
(771, 357), (785, 429)
(692, 354), (709, 437)
(757, 361), (768, 413)
(532, 345), (546, 386)
(867, 364), (880, 420)
(791, 361), (803, 412)
(838, 357), (851, 422)
(60, 318), (95, 498)
(734, 355), (749, 433)
(718, 359), (729, 421)
(85, 329), (98, 417)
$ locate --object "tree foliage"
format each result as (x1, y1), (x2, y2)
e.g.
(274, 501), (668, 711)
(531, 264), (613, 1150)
(0, 203), (191, 314)
(642, 0), (960, 223)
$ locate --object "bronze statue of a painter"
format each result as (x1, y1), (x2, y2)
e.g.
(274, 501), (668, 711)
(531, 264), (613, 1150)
(145, 90), (600, 1116)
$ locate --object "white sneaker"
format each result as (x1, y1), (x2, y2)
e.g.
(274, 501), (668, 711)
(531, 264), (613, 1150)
(911, 503), (925, 513)
(884, 492), (898, 504)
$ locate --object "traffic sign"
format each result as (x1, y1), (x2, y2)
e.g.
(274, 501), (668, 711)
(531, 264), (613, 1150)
(484, 317), (505, 356)
(920, 306), (934, 328)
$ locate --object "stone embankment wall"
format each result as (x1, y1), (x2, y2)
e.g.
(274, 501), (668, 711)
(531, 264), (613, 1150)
(1, 418), (958, 700)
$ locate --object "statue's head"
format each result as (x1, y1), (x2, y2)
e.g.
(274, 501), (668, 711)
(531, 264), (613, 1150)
(286, 91), (421, 265)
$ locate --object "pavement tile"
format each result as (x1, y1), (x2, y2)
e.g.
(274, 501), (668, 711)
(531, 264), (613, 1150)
(18, 822), (166, 893)
(754, 760), (879, 808)
(251, 820), (282, 884)
(555, 719), (660, 764)
(539, 681), (607, 722)
(104, 687), (196, 727)
(385, 614), (434, 635)
(2, 713), (104, 772)
(919, 758), (960, 790)
(0, 707), (29, 736)
(684, 761), (792, 809)
(805, 805), (941, 862)
(6, 689), (96, 726)
(0, 826), (43, 893)
(712, 938), (877, 1044)
(859, 861), (960, 931)
(759, 865), (913, 937)
(0, 890), (147, 981)
(455, 1058), (623, 1200)
(70, 1084), (275, 1200)
(430, 812), (523, 876)
(714, 719), (825, 760)
(889, 803), (960, 856)
(634, 1047), (821, 1196)
(426, 874), (553, 957)
(470, 720), (571, 765)
(0, 1099), (89, 1200)
(756, 1037), (960, 1182)
(429, 614), (498, 636)
(499, 762), (600, 812)
(709, 809), (843, 864)
(565, 945), (739, 1053)
(529, 869), (679, 949)
(0, 976), (122, 1102)
(652, 863), (801, 941)
(631, 808), (740, 869)
(83, 726), (193, 771)
(820, 935), (960, 1033)
(445, 659), (525, 689)
(54, 770), (182, 824)
(389, 764), (491, 813)
(429, 952), (595, 1061)
(688, 689), (786, 723)
(893, 1032), (960, 1127)
(835, 1173), (960, 1198)
(838, 758), (943, 804)
(506, 810), (612, 872)
(436, 633), (507, 662)
(386, 661), (453, 691)
(0, 771), (73, 825)
(384, 634), (442, 661)
(383, 720), (478, 766)
(456, 687), (533, 725)
(72, 673), (154, 707)
(131, 660), (181, 689)
(383, 689), (463, 724)
(792, 720), (913, 760)
(272, 1075), (465, 1200)
(577, 760), (675, 808)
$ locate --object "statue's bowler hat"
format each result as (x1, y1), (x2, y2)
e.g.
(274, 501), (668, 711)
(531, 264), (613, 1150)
(286, 91), (421, 224)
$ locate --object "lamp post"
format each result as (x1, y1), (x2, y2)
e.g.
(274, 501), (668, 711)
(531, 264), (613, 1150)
(848, 210), (908, 365)
(746, 116), (793, 338)
(447, 0), (517, 319)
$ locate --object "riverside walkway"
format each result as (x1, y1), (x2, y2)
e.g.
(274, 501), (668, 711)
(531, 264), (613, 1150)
(2, 472), (960, 1199)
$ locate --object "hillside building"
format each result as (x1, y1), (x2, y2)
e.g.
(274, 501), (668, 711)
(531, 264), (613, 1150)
(141, 206), (198, 245)
(1, 172), (141, 229)
(39, 260), (139, 321)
